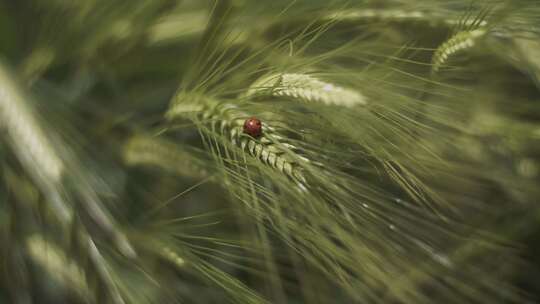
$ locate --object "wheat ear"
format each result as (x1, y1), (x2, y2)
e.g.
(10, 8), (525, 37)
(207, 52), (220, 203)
(123, 134), (210, 180)
(162, 246), (186, 267)
(26, 235), (90, 300)
(0, 63), (134, 258)
(166, 95), (308, 184)
(431, 28), (488, 73)
(325, 9), (487, 28)
(147, 11), (208, 45)
(25, 223), (127, 304)
(246, 73), (367, 107)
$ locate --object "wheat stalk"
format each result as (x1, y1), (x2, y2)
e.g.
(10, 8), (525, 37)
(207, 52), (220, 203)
(246, 73), (367, 107)
(167, 95), (308, 184)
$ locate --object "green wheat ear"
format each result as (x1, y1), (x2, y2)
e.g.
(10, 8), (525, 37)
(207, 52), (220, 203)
(431, 28), (487, 73)
(26, 235), (90, 301)
(0, 63), (134, 256)
(325, 8), (490, 27)
(431, 8), (493, 74)
(123, 134), (210, 180)
(325, 9), (454, 27)
(246, 73), (367, 107)
(166, 94), (308, 185)
(326, 9), (433, 23)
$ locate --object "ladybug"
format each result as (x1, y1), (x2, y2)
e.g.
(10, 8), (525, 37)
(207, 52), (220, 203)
(243, 117), (263, 138)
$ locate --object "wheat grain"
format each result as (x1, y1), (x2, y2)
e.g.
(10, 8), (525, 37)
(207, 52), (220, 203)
(246, 73), (367, 107)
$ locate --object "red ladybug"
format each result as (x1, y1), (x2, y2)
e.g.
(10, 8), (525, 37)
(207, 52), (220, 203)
(243, 117), (262, 138)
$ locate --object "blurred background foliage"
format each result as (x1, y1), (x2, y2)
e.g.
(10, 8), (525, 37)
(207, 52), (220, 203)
(0, 0), (539, 303)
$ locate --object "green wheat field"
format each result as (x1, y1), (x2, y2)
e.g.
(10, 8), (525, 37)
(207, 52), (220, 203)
(0, 0), (539, 303)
